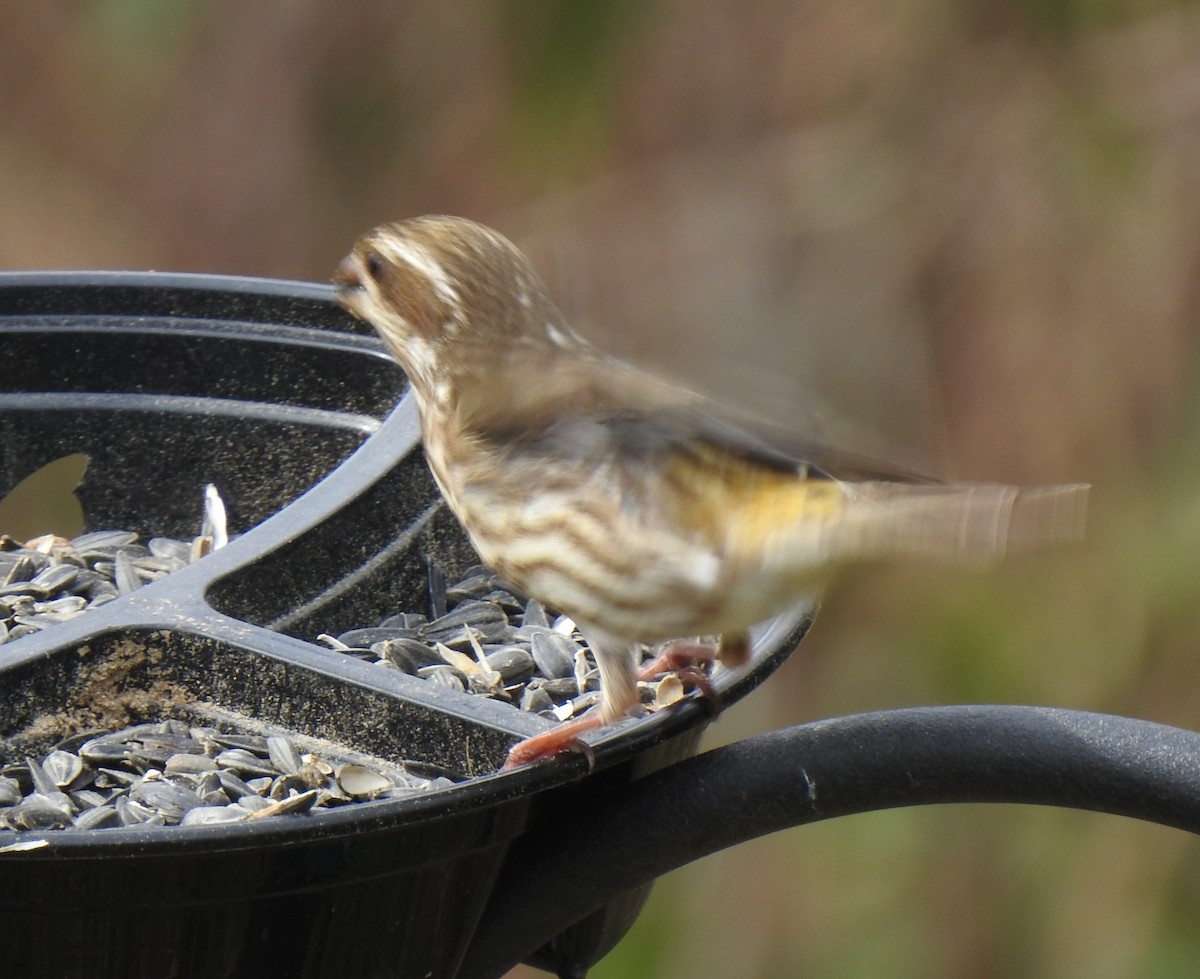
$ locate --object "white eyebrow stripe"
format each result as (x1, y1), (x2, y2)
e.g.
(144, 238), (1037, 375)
(384, 238), (461, 307)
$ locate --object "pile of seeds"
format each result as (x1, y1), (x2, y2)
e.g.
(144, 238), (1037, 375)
(318, 565), (694, 723)
(0, 718), (453, 832)
(0, 531), (204, 646)
(0, 484), (227, 647)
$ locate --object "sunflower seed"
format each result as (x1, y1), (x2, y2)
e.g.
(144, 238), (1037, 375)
(180, 805), (246, 827)
(34, 595), (87, 615)
(80, 740), (131, 766)
(25, 756), (59, 796)
(194, 772), (231, 806)
(336, 626), (417, 648)
(164, 753), (218, 776)
(147, 537), (193, 562)
(466, 669), (506, 696)
(69, 789), (109, 811)
(427, 561), (447, 619)
(9, 615), (50, 632)
(203, 732), (269, 754)
(0, 776), (21, 806)
(375, 637), (443, 673)
(215, 749), (277, 778)
(116, 796), (162, 826)
(445, 573), (493, 603)
(8, 793), (73, 830)
(530, 631), (579, 680)
(71, 530), (138, 555)
(519, 684), (554, 713)
(439, 645), (483, 675)
(421, 602), (509, 643)
(1, 556), (37, 588)
(131, 779), (202, 823)
(380, 611), (428, 630)
(653, 673), (687, 709)
(113, 549), (142, 595)
(42, 749), (86, 790)
(269, 774), (311, 800)
(25, 564), (78, 596)
(129, 736), (198, 767)
(214, 770), (256, 800)
(246, 789), (318, 819)
(236, 794), (272, 814)
(85, 583), (120, 606)
(539, 677), (580, 701)
(484, 646), (536, 685)
(572, 691), (601, 713)
(94, 767), (138, 789)
(72, 805), (120, 830)
(266, 737), (301, 776)
(337, 765), (391, 798)
(417, 664), (466, 691)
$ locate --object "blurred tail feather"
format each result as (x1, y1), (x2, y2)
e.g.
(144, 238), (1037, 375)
(838, 481), (1090, 563)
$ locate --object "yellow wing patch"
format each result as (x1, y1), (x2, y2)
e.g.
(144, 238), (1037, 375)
(663, 445), (846, 556)
(726, 475), (846, 557)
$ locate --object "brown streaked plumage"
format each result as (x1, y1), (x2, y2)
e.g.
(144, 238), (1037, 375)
(334, 215), (1089, 769)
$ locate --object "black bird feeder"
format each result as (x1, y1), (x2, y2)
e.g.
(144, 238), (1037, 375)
(0, 273), (1197, 979)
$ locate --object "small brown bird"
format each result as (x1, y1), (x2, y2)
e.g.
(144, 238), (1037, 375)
(334, 216), (1088, 770)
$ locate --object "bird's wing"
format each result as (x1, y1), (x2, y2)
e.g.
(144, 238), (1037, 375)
(466, 361), (1087, 573)
(463, 351), (933, 484)
(670, 405), (935, 483)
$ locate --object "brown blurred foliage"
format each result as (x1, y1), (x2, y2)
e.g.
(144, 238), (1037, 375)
(5, 2), (1200, 976)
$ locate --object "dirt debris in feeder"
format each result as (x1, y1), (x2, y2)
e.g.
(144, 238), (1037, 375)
(318, 564), (714, 723)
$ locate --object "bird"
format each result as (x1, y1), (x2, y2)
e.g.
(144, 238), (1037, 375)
(333, 215), (1088, 770)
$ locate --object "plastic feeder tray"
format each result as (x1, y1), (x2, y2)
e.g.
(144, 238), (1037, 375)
(6, 273), (1200, 979)
(0, 273), (814, 979)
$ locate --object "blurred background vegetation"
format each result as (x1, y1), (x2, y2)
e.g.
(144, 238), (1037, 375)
(5, 1), (1200, 976)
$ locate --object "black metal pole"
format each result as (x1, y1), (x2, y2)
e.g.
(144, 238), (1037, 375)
(460, 705), (1200, 978)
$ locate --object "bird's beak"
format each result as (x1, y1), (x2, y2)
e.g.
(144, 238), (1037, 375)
(332, 254), (365, 318)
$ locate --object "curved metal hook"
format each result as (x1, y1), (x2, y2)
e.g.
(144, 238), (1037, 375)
(461, 705), (1200, 977)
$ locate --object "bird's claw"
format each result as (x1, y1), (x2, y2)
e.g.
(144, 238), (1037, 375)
(638, 640), (724, 715)
(499, 712), (603, 771)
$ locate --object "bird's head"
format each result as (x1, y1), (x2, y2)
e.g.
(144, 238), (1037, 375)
(334, 216), (581, 409)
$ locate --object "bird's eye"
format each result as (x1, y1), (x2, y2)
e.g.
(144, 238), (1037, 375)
(365, 251), (384, 280)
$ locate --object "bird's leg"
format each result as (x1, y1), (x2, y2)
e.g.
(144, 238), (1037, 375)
(500, 713), (601, 771)
(637, 631), (751, 713)
(500, 637), (639, 771)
